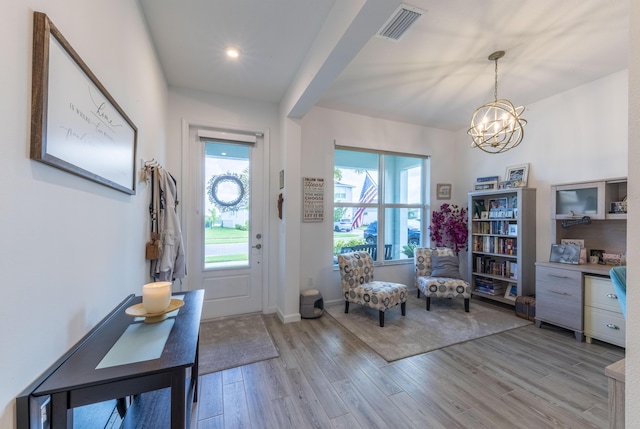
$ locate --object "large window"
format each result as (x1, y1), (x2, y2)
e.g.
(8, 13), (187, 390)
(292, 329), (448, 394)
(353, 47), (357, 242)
(333, 147), (429, 264)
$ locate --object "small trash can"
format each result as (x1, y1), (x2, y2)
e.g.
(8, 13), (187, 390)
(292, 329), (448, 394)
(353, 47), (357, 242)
(300, 289), (324, 319)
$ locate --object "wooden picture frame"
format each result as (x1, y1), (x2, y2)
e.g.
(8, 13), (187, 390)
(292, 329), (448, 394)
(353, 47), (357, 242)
(30, 12), (138, 194)
(504, 163), (529, 188)
(436, 183), (451, 200)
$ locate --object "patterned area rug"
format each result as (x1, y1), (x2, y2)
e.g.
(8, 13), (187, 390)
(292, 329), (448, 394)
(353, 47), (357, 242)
(198, 313), (279, 375)
(325, 295), (531, 362)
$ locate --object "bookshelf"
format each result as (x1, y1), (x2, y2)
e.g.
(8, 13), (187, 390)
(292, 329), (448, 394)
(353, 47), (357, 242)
(468, 188), (536, 305)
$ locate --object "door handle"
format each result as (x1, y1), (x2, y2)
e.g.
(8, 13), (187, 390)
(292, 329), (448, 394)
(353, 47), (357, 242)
(252, 244), (262, 249)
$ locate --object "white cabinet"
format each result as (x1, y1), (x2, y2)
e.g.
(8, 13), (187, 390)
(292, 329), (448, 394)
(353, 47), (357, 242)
(584, 275), (625, 347)
(551, 178), (627, 220)
(468, 188), (536, 305)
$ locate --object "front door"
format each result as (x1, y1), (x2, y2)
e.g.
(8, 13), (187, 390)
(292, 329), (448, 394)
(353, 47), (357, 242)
(187, 127), (264, 319)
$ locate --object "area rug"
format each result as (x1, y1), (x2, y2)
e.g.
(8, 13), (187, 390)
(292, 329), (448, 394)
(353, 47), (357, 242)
(325, 295), (531, 362)
(198, 313), (279, 375)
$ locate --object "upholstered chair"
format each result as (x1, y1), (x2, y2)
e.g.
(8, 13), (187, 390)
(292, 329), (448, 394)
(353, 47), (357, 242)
(337, 251), (408, 327)
(414, 247), (471, 312)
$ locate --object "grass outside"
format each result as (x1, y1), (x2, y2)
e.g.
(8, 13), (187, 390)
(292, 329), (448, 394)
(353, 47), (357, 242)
(205, 226), (248, 244)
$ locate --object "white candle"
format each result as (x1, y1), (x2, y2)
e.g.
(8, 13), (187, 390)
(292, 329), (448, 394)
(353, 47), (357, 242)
(142, 282), (172, 314)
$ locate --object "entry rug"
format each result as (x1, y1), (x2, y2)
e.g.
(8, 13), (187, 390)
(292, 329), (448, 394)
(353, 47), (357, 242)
(325, 295), (531, 362)
(198, 313), (279, 375)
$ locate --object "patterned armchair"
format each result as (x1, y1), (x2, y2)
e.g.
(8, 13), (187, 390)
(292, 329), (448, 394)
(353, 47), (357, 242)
(337, 251), (408, 327)
(414, 247), (471, 312)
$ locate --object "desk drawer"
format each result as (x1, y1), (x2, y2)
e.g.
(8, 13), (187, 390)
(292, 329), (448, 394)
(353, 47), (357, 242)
(585, 306), (626, 347)
(585, 275), (622, 314)
(536, 266), (582, 331)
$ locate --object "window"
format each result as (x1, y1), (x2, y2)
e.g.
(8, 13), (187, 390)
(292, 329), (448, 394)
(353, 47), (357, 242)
(333, 147), (429, 264)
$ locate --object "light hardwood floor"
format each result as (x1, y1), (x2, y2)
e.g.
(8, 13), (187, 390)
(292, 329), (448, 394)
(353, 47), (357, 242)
(191, 304), (624, 429)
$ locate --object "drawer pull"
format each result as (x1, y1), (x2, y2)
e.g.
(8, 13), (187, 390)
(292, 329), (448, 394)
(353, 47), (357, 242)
(548, 274), (569, 279)
(549, 290), (569, 296)
(607, 293), (618, 300)
(606, 324), (620, 330)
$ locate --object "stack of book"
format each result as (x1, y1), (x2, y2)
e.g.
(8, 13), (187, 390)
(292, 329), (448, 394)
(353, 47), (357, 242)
(474, 277), (506, 295)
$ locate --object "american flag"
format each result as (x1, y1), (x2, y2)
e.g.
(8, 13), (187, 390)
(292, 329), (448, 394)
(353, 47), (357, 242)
(351, 173), (377, 229)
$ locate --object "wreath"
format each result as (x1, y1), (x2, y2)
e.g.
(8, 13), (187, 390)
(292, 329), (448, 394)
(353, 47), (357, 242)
(207, 173), (249, 212)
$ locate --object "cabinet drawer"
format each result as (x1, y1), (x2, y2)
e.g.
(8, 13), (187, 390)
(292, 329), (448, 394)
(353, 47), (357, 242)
(584, 306), (626, 347)
(585, 275), (622, 314)
(536, 266), (582, 330)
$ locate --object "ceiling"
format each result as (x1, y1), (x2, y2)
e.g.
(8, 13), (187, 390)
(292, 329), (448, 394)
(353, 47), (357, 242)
(138, 0), (629, 131)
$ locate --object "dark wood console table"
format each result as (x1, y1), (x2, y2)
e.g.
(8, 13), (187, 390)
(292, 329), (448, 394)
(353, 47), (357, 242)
(28, 289), (203, 429)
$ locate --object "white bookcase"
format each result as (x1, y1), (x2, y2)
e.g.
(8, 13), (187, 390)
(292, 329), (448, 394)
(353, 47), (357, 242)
(468, 188), (536, 305)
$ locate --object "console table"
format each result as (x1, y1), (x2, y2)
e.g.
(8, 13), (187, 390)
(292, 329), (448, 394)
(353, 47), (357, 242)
(29, 289), (203, 429)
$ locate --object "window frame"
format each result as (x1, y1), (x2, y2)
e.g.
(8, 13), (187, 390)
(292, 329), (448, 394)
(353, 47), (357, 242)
(333, 146), (430, 265)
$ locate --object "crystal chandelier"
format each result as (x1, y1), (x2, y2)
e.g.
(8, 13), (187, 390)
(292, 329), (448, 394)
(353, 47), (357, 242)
(468, 51), (526, 154)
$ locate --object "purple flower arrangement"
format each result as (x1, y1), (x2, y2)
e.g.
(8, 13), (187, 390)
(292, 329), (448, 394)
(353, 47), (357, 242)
(429, 203), (469, 254)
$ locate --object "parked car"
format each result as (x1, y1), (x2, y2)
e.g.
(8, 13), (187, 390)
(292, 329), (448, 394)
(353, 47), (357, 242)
(333, 218), (352, 232)
(363, 220), (420, 245)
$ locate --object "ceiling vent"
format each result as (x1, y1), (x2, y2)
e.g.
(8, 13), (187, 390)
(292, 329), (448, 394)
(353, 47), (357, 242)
(376, 4), (425, 41)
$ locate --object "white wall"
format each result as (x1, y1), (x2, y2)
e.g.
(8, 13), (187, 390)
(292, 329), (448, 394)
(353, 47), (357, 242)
(0, 1), (167, 427)
(299, 106), (460, 302)
(627, 0), (640, 420)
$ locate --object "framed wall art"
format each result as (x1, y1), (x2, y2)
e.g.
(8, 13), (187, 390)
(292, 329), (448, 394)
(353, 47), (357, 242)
(504, 163), (529, 188)
(30, 12), (138, 194)
(436, 183), (451, 200)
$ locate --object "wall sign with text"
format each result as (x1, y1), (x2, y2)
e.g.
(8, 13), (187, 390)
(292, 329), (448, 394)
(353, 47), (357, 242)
(302, 177), (324, 222)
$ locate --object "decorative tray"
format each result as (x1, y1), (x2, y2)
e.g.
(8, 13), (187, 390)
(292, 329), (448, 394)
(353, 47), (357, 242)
(125, 299), (184, 323)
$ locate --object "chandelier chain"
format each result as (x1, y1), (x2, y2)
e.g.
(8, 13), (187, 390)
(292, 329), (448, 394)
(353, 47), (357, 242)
(494, 57), (498, 102)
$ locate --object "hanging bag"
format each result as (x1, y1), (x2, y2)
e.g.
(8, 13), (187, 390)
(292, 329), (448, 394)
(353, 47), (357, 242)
(145, 168), (161, 260)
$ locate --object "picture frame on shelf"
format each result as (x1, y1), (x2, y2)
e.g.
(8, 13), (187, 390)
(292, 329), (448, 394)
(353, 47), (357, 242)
(480, 211), (489, 219)
(590, 249), (605, 264)
(488, 198), (507, 209)
(550, 243), (581, 265)
(508, 224), (518, 236)
(504, 284), (518, 301)
(504, 163), (529, 188)
(472, 198), (486, 219)
(474, 181), (497, 191)
(436, 183), (452, 200)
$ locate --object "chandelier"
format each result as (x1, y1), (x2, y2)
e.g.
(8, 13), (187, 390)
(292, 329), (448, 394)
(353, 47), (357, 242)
(468, 51), (526, 154)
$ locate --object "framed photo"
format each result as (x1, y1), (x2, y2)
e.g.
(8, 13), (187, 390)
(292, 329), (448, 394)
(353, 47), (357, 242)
(550, 243), (581, 265)
(590, 249), (604, 264)
(488, 198), (507, 209)
(504, 284), (518, 301)
(474, 181), (497, 191)
(30, 12), (138, 194)
(436, 183), (452, 200)
(508, 224), (518, 236)
(480, 211), (489, 219)
(504, 163), (529, 188)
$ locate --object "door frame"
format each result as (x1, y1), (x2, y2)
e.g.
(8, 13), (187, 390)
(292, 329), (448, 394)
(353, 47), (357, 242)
(179, 118), (270, 314)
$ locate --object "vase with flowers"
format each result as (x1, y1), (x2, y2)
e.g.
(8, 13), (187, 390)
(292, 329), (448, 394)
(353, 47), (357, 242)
(429, 203), (469, 254)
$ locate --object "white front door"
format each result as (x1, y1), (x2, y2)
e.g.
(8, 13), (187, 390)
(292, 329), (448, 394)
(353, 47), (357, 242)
(187, 127), (264, 319)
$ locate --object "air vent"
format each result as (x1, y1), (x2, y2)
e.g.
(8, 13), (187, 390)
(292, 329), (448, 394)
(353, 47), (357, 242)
(377, 4), (425, 41)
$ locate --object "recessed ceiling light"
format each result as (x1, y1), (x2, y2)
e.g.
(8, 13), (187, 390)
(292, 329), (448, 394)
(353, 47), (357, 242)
(226, 47), (241, 58)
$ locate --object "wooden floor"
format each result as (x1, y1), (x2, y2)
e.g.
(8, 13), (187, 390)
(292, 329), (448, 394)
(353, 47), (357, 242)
(191, 307), (625, 429)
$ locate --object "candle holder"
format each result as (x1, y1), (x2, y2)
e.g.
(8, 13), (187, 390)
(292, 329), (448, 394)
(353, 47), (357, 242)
(142, 282), (172, 314)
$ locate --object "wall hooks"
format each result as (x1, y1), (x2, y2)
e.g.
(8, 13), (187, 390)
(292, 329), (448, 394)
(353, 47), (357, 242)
(140, 158), (161, 183)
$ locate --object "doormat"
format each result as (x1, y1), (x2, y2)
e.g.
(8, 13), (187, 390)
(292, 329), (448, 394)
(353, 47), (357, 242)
(198, 313), (279, 375)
